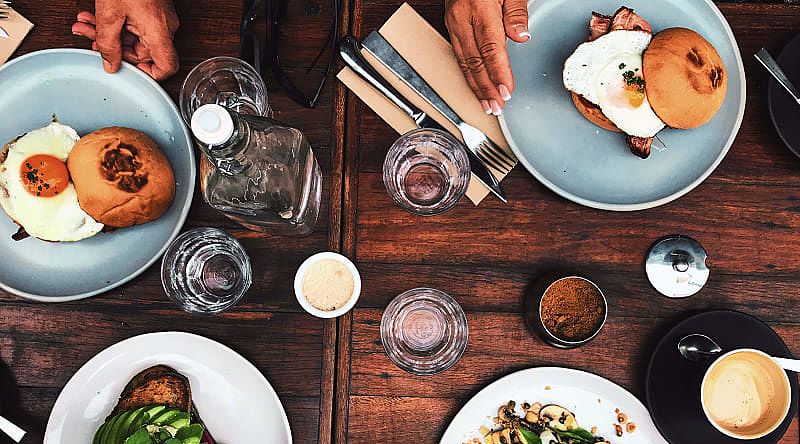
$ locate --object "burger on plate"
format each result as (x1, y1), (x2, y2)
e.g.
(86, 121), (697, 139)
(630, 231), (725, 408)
(563, 7), (727, 158)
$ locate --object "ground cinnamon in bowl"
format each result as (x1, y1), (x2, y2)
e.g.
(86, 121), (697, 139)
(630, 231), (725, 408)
(540, 277), (606, 343)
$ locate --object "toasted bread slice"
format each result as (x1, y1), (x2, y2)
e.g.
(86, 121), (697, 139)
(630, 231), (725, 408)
(112, 365), (191, 415)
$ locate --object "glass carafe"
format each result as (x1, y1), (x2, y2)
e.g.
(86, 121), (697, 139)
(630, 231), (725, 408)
(191, 104), (321, 236)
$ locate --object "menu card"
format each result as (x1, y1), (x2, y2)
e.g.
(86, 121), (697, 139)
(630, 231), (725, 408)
(337, 3), (516, 205)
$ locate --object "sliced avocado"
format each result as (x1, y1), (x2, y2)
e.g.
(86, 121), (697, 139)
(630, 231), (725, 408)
(167, 412), (190, 430)
(107, 410), (135, 444)
(151, 408), (181, 426)
(176, 424), (204, 440)
(144, 405), (167, 421)
(120, 407), (149, 438)
(128, 408), (154, 435)
(92, 422), (107, 444)
(99, 411), (124, 444)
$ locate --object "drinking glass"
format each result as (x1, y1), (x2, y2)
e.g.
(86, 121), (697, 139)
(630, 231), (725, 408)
(179, 57), (268, 123)
(161, 228), (252, 315)
(383, 128), (471, 216)
(380, 287), (469, 375)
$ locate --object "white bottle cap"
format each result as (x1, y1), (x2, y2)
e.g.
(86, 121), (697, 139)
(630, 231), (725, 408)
(191, 104), (234, 146)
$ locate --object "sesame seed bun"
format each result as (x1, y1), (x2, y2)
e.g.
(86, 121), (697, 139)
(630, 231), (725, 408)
(643, 27), (727, 129)
(67, 127), (175, 228)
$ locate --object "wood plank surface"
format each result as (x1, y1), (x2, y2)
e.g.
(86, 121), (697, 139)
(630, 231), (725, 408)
(0, 0), (342, 443)
(341, 1), (800, 443)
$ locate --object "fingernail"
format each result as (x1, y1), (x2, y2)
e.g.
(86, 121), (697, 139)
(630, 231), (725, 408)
(498, 84), (512, 101)
(490, 100), (503, 116)
(514, 24), (531, 41)
(481, 100), (492, 114)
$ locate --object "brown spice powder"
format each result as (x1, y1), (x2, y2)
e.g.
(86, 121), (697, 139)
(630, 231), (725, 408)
(540, 278), (605, 341)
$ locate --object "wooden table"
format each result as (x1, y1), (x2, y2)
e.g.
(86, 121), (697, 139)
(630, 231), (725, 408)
(2, 1), (800, 443)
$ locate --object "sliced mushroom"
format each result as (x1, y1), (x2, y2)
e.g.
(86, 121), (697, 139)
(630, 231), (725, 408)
(538, 404), (578, 431)
(539, 429), (560, 444)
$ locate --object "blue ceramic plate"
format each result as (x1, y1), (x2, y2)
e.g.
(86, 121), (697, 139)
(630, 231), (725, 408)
(500, 0), (745, 210)
(0, 49), (195, 301)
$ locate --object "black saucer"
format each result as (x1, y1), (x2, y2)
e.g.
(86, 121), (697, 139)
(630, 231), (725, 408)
(768, 32), (800, 157)
(645, 310), (798, 444)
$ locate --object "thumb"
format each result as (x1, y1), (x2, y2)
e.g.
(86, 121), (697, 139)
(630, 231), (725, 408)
(503, 0), (530, 43)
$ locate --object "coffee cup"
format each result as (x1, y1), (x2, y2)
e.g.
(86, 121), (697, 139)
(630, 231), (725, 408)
(700, 348), (791, 439)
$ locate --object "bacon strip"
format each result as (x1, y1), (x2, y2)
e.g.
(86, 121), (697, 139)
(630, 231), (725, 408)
(589, 12), (612, 41)
(610, 6), (653, 34)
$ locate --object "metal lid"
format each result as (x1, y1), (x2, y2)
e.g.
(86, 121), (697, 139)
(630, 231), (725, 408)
(646, 235), (709, 298)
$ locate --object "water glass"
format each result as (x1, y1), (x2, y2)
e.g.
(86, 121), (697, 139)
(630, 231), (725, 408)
(380, 287), (469, 375)
(383, 128), (471, 216)
(161, 228), (252, 315)
(180, 57), (268, 123)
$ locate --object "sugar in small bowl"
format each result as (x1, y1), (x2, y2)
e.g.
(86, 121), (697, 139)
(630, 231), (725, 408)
(294, 252), (361, 318)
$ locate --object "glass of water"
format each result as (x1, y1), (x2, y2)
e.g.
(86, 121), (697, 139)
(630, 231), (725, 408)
(383, 128), (471, 216)
(161, 228), (252, 315)
(380, 287), (469, 375)
(179, 57), (268, 123)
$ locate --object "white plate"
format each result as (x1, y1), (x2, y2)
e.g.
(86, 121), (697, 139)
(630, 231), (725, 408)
(440, 367), (667, 444)
(44, 332), (292, 444)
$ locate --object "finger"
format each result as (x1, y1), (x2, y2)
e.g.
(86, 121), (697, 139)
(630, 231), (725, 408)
(95, 13), (125, 73)
(455, 24), (506, 113)
(473, 8), (515, 101)
(139, 33), (180, 80)
(71, 21), (96, 40)
(93, 41), (152, 65)
(451, 33), (492, 115)
(503, 0), (531, 43)
(76, 11), (96, 25)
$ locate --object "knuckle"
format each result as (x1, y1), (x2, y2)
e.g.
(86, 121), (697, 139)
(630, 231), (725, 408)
(504, 6), (528, 20)
(459, 56), (486, 75)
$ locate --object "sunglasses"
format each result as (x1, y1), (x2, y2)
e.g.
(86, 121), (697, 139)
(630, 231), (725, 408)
(240, 0), (340, 109)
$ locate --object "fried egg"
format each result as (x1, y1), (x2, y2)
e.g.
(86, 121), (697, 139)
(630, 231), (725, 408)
(564, 30), (666, 138)
(0, 122), (104, 242)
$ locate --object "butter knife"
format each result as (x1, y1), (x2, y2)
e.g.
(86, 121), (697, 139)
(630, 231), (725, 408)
(339, 35), (507, 202)
(755, 48), (800, 106)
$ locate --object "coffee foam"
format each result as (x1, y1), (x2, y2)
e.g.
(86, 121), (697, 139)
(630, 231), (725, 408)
(702, 351), (790, 438)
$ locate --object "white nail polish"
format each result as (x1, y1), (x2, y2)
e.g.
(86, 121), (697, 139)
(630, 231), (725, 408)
(519, 31), (532, 41)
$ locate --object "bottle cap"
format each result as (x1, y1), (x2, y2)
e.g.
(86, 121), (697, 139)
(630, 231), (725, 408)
(645, 235), (710, 298)
(191, 104), (234, 146)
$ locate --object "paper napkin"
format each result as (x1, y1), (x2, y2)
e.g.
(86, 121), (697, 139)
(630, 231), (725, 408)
(337, 3), (516, 205)
(0, 8), (33, 65)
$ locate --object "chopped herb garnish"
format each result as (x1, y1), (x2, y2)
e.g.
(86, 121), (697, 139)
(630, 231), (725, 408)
(619, 63), (626, 69)
(37, 185), (42, 191)
(25, 162), (32, 170)
(43, 183), (50, 189)
(622, 70), (646, 93)
(25, 171), (37, 183)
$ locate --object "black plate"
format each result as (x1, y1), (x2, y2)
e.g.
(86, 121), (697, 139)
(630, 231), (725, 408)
(645, 310), (798, 444)
(768, 32), (800, 157)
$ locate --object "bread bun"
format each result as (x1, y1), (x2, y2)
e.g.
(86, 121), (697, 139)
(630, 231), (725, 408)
(67, 127), (175, 228)
(643, 27), (727, 129)
(570, 92), (621, 133)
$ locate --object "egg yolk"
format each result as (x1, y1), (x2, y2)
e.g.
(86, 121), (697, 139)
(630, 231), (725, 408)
(624, 83), (645, 107)
(19, 154), (69, 197)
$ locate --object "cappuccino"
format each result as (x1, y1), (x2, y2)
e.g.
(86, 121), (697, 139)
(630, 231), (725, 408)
(701, 349), (791, 439)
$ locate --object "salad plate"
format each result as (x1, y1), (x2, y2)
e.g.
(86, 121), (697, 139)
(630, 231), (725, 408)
(44, 331), (292, 444)
(440, 367), (667, 443)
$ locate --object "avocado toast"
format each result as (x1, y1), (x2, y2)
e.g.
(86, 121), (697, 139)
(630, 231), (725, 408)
(93, 366), (215, 444)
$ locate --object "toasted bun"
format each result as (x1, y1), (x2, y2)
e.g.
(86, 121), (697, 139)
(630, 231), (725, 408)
(113, 365), (191, 415)
(67, 127), (175, 228)
(570, 92), (621, 133)
(643, 27), (727, 129)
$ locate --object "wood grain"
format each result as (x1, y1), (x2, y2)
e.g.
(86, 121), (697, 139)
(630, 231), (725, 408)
(340, 1), (800, 443)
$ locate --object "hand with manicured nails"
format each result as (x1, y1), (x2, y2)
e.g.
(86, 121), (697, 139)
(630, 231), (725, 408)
(71, 0), (180, 81)
(445, 0), (530, 116)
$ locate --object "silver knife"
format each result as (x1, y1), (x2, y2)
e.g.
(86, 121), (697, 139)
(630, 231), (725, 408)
(755, 47), (800, 105)
(339, 35), (507, 203)
(0, 26), (9, 39)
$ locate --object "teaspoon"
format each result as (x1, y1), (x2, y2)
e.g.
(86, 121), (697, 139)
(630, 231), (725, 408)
(678, 333), (800, 372)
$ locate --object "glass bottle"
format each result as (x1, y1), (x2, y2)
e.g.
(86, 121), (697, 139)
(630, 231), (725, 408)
(191, 104), (322, 236)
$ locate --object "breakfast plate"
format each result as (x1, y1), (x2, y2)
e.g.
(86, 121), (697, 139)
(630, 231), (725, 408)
(44, 331), (293, 444)
(440, 367), (667, 443)
(646, 310), (798, 444)
(501, 0), (745, 210)
(0, 49), (195, 301)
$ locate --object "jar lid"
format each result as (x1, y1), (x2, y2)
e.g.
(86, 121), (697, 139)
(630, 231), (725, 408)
(191, 104), (234, 146)
(646, 235), (709, 298)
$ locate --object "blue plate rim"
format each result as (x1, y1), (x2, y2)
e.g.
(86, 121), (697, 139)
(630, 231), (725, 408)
(0, 48), (196, 302)
(498, 0), (747, 211)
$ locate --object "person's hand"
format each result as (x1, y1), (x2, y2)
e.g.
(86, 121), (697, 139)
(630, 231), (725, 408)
(71, 0), (180, 81)
(445, 0), (530, 115)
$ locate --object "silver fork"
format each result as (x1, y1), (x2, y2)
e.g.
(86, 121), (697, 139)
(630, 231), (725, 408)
(362, 31), (518, 175)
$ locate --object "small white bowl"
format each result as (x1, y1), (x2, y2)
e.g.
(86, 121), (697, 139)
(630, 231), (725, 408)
(294, 252), (361, 318)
